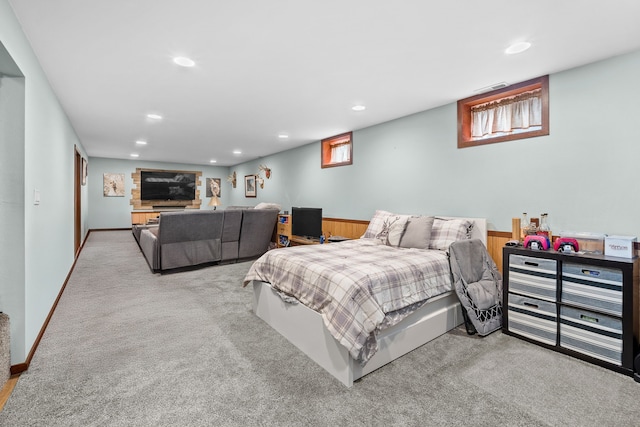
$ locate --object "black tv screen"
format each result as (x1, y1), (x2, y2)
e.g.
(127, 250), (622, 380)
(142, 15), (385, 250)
(140, 171), (196, 201)
(292, 207), (322, 239)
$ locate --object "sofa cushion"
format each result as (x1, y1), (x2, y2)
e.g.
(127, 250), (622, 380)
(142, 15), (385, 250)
(221, 210), (242, 261)
(238, 209), (278, 259)
(221, 210), (242, 242)
(158, 210), (223, 244)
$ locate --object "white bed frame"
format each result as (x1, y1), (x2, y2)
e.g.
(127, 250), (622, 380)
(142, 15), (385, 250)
(250, 217), (487, 387)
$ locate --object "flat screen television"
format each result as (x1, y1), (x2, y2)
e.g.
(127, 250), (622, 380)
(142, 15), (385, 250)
(292, 207), (323, 239)
(140, 170), (196, 201)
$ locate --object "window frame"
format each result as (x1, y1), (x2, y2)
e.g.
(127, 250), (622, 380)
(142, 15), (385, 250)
(457, 75), (549, 149)
(321, 131), (353, 168)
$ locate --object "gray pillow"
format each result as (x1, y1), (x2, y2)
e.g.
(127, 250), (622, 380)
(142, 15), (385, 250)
(399, 216), (435, 249)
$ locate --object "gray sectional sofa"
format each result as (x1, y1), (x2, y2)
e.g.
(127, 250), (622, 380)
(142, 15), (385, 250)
(133, 207), (279, 272)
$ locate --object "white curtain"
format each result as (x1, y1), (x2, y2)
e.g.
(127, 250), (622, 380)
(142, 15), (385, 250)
(330, 143), (350, 163)
(471, 89), (542, 138)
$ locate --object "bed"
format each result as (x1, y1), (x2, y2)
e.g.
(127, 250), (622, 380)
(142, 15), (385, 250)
(243, 214), (487, 386)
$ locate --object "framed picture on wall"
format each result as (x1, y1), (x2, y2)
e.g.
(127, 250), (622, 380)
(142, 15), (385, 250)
(244, 175), (257, 198)
(81, 158), (88, 185)
(103, 173), (125, 197)
(206, 178), (221, 197)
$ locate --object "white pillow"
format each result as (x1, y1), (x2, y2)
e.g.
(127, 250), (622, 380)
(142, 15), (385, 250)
(254, 202), (282, 210)
(363, 210), (393, 239)
(383, 215), (411, 247)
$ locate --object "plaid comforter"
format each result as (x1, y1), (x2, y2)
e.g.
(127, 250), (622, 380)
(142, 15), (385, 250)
(242, 238), (452, 364)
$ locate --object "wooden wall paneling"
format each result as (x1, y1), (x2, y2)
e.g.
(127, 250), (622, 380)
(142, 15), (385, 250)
(322, 218), (369, 240)
(487, 231), (512, 275)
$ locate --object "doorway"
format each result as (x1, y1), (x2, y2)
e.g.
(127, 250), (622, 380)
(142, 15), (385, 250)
(74, 147), (82, 256)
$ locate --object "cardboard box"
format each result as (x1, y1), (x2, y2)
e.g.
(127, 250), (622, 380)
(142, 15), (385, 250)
(605, 235), (637, 258)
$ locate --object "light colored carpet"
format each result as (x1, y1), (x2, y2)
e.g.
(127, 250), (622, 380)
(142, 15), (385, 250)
(1, 230), (639, 426)
(0, 313), (9, 386)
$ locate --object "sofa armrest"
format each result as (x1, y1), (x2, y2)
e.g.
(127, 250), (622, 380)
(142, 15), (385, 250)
(238, 209), (279, 259)
(140, 229), (160, 271)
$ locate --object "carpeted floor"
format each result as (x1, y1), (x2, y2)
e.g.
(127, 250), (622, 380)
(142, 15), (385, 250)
(1, 230), (639, 426)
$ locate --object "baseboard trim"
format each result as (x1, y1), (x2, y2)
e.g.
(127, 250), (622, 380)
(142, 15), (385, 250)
(9, 363), (27, 376)
(9, 229), (93, 375)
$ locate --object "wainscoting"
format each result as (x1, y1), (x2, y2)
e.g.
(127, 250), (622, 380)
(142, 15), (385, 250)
(321, 218), (370, 240)
(487, 231), (512, 274)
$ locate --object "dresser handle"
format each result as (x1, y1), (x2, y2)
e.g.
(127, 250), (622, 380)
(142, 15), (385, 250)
(580, 314), (599, 323)
(581, 269), (600, 277)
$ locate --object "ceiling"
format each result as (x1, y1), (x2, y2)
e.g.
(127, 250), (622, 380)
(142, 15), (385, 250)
(7, 1), (640, 166)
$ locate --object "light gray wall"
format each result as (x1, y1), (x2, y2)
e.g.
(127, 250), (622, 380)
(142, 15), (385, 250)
(88, 157), (230, 229)
(0, 73), (25, 365)
(229, 49), (640, 237)
(1, 0), (89, 365)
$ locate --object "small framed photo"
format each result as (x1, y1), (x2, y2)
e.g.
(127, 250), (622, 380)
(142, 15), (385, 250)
(244, 175), (257, 197)
(81, 158), (88, 185)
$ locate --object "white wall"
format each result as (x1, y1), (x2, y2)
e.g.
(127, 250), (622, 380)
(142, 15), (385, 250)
(1, 0), (88, 364)
(0, 73), (25, 364)
(228, 49), (640, 237)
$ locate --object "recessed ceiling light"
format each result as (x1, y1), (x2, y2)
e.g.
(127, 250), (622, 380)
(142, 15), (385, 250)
(505, 41), (531, 55)
(135, 140), (147, 145)
(278, 133), (289, 139)
(209, 159), (217, 163)
(233, 150), (242, 155)
(352, 105), (366, 111)
(130, 153), (139, 158)
(146, 113), (163, 120)
(173, 56), (195, 67)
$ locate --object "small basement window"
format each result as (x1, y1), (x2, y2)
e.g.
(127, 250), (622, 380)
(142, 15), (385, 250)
(457, 75), (549, 148)
(321, 132), (352, 168)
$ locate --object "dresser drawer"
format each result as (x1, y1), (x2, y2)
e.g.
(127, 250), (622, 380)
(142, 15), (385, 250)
(508, 255), (557, 301)
(559, 306), (622, 366)
(507, 293), (557, 346)
(561, 263), (623, 316)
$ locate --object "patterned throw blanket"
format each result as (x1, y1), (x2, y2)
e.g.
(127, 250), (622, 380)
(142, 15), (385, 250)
(242, 239), (452, 364)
